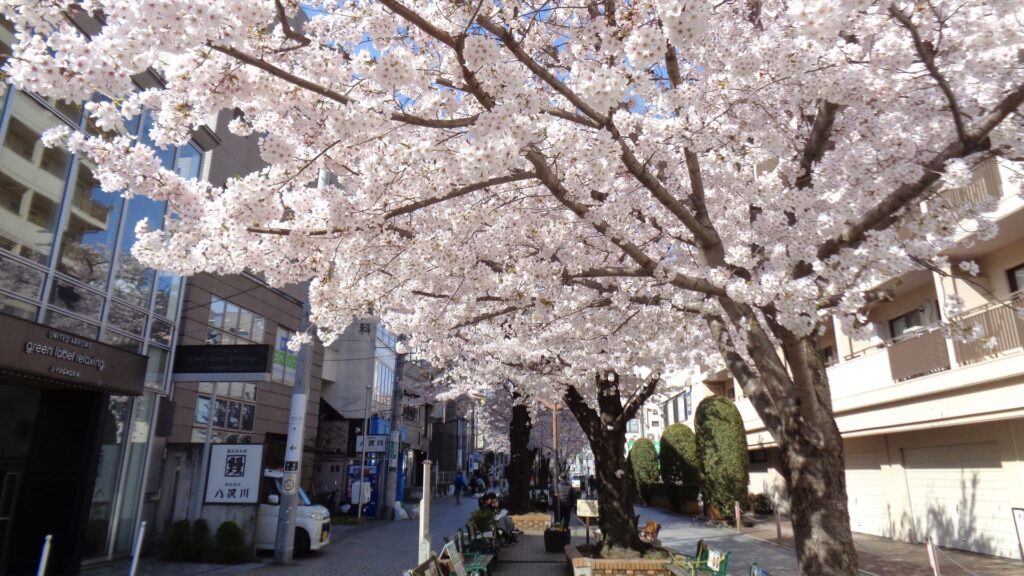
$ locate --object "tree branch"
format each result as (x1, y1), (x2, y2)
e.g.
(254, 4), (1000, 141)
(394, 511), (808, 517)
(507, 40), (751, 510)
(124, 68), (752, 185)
(889, 5), (969, 146)
(807, 82), (1024, 274)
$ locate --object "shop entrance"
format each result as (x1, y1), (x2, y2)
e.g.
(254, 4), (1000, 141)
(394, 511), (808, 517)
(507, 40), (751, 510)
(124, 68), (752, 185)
(0, 380), (104, 576)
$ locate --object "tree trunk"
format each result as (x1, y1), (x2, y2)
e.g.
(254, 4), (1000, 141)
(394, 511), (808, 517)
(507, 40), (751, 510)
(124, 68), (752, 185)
(563, 373), (659, 553)
(507, 403), (533, 514)
(589, 432), (643, 553)
(779, 418), (857, 574)
(709, 309), (859, 574)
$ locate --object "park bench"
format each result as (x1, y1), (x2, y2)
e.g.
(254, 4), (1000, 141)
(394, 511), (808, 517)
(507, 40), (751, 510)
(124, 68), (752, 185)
(440, 537), (492, 576)
(667, 541), (730, 576)
(445, 530), (495, 575)
(639, 520), (662, 544)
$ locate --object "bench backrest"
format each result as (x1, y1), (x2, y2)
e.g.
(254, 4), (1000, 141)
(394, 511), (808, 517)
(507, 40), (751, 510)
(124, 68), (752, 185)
(750, 563), (771, 576)
(704, 548), (730, 574)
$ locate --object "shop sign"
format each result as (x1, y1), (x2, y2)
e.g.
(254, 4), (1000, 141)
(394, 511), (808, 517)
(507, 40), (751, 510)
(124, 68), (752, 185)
(0, 312), (146, 395)
(356, 434), (388, 453)
(205, 444), (262, 504)
(172, 344), (272, 382)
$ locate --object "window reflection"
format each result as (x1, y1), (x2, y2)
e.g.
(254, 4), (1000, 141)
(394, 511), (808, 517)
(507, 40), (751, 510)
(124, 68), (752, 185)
(153, 271), (182, 319)
(48, 277), (103, 319)
(56, 160), (123, 286)
(0, 251), (44, 299)
(113, 196), (165, 306)
(0, 92), (72, 264)
(43, 309), (99, 339)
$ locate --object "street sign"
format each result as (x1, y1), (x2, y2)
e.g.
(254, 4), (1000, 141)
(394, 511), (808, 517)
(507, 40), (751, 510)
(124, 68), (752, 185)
(356, 434), (388, 453)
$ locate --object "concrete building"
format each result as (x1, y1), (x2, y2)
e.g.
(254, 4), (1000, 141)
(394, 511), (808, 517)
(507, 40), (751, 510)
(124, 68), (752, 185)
(0, 19), (209, 573)
(153, 272), (324, 541)
(314, 318), (432, 514)
(729, 159), (1024, 559)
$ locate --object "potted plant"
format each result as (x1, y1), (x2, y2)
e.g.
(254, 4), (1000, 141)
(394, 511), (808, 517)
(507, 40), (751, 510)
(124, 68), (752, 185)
(543, 521), (571, 553)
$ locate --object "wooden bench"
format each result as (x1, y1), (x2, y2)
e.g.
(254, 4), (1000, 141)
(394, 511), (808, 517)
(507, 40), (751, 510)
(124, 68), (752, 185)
(639, 520), (662, 543)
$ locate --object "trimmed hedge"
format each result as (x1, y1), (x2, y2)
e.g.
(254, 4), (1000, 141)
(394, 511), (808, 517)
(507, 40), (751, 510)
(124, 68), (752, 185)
(695, 396), (749, 520)
(627, 438), (660, 502)
(213, 521), (250, 564)
(165, 520), (192, 561)
(659, 424), (700, 511)
(190, 519), (211, 562)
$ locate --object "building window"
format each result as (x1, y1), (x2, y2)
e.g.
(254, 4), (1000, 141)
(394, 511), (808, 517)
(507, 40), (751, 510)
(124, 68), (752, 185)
(683, 388), (692, 420)
(889, 307), (925, 338)
(1008, 263), (1024, 294)
(402, 405), (419, 422)
(207, 296), (266, 345)
(193, 382), (258, 442)
(273, 327), (298, 386)
(818, 345), (837, 367)
(650, 420), (660, 428)
(627, 419), (639, 433)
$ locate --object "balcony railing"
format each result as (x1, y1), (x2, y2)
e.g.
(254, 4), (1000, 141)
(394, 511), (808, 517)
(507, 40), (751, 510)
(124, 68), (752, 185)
(953, 296), (1024, 366)
(938, 158), (1002, 207)
(887, 327), (950, 382)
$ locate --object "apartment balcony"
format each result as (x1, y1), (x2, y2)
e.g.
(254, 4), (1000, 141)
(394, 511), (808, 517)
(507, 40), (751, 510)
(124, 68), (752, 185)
(953, 295), (1024, 366)
(741, 295), (1024, 445)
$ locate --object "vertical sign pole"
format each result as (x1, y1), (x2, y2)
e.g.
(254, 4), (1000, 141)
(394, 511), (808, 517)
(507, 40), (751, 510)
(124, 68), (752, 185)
(274, 298), (312, 564)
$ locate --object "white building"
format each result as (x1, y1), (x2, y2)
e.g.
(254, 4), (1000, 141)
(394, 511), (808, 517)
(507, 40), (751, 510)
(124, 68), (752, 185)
(719, 159), (1024, 559)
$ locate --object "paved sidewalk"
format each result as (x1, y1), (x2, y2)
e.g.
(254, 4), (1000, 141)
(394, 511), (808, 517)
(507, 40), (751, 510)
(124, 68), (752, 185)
(638, 504), (1024, 576)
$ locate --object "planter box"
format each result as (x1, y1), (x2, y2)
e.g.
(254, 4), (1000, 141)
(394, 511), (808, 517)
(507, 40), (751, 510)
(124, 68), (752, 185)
(565, 544), (672, 576)
(544, 528), (571, 553)
(508, 513), (550, 535)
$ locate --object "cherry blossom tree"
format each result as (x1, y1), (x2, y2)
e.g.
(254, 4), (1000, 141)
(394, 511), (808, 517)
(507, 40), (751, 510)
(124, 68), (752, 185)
(5, 1), (1023, 572)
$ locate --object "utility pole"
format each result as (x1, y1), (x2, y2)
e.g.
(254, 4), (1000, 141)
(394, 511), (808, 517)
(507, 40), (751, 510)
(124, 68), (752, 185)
(274, 297), (313, 564)
(356, 382), (371, 521)
(382, 353), (406, 519)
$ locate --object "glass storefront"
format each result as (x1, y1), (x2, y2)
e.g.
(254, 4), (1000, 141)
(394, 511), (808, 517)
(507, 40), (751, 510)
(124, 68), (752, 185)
(0, 74), (206, 562)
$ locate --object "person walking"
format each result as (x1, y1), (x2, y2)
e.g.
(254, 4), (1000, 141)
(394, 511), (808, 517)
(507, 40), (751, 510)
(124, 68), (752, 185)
(453, 470), (467, 505)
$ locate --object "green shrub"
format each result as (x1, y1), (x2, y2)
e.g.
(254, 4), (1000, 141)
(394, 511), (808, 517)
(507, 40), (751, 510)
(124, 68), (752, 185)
(627, 438), (660, 502)
(164, 520), (192, 561)
(659, 424), (700, 511)
(468, 508), (496, 533)
(695, 396), (749, 520)
(190, 518), (211, 562)
(213, 521), (250, 564)
(749, 492), (773, 515)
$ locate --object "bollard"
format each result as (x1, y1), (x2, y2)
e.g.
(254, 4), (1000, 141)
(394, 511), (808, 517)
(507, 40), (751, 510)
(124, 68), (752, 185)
(129, 521), (147, 576)
(36, 535), (52, 576)
(734, 501), (742, 532)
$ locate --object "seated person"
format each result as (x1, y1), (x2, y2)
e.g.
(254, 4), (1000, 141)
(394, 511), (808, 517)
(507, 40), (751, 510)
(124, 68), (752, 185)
(480, 492), (517, 544)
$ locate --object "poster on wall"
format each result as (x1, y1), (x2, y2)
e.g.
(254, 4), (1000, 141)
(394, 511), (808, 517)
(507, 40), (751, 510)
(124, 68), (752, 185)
(205, 444), (263, 504)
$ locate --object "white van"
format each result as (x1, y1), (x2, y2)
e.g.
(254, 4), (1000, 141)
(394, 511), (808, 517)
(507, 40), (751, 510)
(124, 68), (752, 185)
(255, 469), (331, 555)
